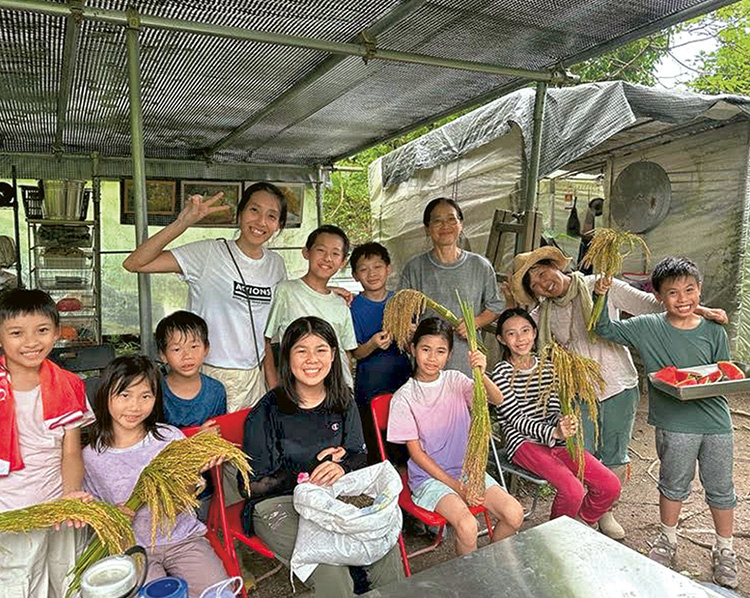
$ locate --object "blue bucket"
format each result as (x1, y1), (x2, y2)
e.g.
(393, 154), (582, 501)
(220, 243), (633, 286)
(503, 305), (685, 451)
(140, 577), (188, 598)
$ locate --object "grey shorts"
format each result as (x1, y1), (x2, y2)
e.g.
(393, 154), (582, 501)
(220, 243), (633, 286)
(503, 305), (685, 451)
(655, 428), (736, 509)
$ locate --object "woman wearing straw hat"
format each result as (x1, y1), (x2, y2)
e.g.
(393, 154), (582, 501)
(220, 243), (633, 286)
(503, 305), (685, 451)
(505, 246), (726, 540)
(399, 197), (504, 376)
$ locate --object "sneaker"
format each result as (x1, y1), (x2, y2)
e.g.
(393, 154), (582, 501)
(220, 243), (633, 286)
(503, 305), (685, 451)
(712, 547), (739, 589)
(648, 532), (677, 568)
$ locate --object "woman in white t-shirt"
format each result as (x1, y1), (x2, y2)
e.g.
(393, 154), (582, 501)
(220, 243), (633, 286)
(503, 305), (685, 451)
(123, 182), (288, 411)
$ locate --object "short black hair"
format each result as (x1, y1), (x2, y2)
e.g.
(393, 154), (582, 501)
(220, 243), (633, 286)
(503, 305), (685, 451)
(651, 256), (702, 293)
(422, 197), (464, 227)
(350, 242), (391, 272)
(521, 258), (559, 302)
(0, 288), (59, 328)
(305, 224), (350, 257)
(155, 310), (209, 354)
(236, 182), (288, 230)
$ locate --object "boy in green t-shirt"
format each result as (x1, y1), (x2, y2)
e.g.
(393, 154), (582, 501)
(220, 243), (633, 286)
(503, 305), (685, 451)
(264, 225), (358, 389)
(595, 257), (737, 589)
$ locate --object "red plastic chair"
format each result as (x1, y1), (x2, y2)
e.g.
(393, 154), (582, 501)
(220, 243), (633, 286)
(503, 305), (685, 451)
(370, 393), (494, 575)
(181, 408), (281, 596)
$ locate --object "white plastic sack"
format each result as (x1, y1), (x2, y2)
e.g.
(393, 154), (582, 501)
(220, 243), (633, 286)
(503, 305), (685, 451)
(290, 461), (403, 582)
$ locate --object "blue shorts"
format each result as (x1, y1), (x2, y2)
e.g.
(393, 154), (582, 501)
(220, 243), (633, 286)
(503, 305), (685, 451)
(411, 473), (500, 512)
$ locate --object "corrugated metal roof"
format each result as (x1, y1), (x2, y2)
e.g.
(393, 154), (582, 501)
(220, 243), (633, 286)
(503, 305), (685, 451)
(0, 0), (738, 165)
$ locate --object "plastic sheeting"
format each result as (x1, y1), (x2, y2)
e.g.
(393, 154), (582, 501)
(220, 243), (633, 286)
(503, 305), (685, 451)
(370, 124), (523, 278)
(380, 81), (750, 188)
(370, 82), (750, 360)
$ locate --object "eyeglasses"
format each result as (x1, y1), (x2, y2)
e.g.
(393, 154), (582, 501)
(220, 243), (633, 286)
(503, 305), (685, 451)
(428, 217), (461, 227)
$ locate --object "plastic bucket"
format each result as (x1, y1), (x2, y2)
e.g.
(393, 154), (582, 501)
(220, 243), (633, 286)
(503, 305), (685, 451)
(140, 577), (188, 598)
(80, 555), (138, 598)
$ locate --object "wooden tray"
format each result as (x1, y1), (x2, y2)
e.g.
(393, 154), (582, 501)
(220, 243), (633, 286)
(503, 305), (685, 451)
(648, 363), (750, 401)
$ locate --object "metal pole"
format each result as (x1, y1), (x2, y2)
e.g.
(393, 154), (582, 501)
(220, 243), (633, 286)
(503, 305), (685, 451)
(522, 81), (547, 251)
(11, 165), (22, 286)
(91, 152), (103, 343)
(0, 0), (568, 83)
(315, 166), (325, 226)
(126, 10), (155, 357)
(53, 0), (81, 153)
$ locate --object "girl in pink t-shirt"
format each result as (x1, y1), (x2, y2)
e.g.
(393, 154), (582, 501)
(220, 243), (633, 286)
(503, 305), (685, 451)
(387, 318), (523, 556)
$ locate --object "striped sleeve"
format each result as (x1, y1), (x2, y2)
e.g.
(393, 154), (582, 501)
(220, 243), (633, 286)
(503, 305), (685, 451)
(490, 360), (562, 459)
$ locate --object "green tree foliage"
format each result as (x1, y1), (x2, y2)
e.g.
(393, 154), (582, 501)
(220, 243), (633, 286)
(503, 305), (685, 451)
(687, 1), (750, 95)
(570, 33), (671, 86)
(323, 35), (674, 245)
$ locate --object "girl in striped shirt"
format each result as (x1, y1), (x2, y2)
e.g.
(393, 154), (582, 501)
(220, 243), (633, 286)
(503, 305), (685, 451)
(490, 308), (620, 526)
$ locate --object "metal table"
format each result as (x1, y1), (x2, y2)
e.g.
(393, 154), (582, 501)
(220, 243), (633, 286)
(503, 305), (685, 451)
(363, 517), (727, 598)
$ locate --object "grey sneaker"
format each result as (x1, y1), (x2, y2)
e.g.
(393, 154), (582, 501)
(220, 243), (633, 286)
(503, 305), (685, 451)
(712, 547), (739, 589)
(648, 532), (677, 568)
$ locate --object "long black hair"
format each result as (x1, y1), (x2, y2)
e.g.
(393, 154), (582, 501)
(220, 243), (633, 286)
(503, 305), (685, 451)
(278, 316), (352, 413)
(87, 355), (165, 451)
(495, 308), (538, 362)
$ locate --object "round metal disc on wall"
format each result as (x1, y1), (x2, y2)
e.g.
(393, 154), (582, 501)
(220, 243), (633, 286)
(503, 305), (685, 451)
(611, 161), (671, 233)
(0, 182), (14, 207)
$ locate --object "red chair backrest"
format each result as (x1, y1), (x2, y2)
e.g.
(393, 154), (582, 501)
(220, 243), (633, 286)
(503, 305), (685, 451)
(179, 408), (251, 446)
(370, 393), (393, 462)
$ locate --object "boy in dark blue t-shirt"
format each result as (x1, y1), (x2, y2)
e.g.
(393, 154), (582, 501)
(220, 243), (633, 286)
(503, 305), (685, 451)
(156, 311), (226, 429)
(350, 243), (411, 462)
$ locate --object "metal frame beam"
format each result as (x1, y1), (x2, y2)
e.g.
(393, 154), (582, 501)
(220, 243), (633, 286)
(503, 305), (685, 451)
(125, 10), (155, 357)
(327, 0), (738, 165)
(207, 0), (431, 157)
(0, 0), (568, 83)
(521, 82), (546, 252)
(53, 0), (81, 154)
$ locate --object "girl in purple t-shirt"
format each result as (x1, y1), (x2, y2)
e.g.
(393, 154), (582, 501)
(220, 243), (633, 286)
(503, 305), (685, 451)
(82, 356), (228, 598)
(387, 318), (523, 556)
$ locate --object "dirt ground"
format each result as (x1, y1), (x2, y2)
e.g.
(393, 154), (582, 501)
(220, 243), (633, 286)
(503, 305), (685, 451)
(239, 386), (750, 597)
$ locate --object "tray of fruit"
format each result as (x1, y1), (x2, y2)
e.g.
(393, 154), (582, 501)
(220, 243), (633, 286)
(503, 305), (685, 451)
(648, 362), (749, 401)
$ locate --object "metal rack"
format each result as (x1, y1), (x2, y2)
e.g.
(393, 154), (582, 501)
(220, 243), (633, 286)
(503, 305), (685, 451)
(25, 190), (102, 347)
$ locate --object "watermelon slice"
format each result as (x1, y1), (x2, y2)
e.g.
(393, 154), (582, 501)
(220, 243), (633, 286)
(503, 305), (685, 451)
(676, 378), (698, 387)
(676, 369), (702, 382)
(654, 366), (679, 385)
(717, 361), (745, 381)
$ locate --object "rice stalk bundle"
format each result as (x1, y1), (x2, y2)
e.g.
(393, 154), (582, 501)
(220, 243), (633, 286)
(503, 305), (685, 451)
(67, 431), (252, 597)
(383, 289), (487, 353)
(580, 228), (650, 333)
(457, 291), (491, 499)
(0, 499), (134, 555)
(539, 341), (605, 480)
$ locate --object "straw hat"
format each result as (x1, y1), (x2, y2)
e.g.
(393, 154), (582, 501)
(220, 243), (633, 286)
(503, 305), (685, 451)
(510, 246), (572, 305)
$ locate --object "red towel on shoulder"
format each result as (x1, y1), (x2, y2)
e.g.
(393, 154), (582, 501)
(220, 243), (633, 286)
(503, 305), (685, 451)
(0, 357), (89, 476)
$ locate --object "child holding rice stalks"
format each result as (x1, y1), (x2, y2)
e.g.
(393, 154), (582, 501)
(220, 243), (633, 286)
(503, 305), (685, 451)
(82, 355), (230, 598)
(387, 318), (523, 556)
(0, 289), (96, 596)
(504, 246), (726, 540)
(490, 308), (620, 527)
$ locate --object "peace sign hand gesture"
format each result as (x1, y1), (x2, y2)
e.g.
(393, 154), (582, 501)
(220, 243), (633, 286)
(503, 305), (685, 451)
(176, 192), (231, 227)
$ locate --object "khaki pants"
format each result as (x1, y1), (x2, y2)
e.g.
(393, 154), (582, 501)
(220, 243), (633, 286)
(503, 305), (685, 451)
(202, 364), (267, 413)
(253, 496), (404, 598)
(0, 527), (78, 598)
(146, 535), (228, 598)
